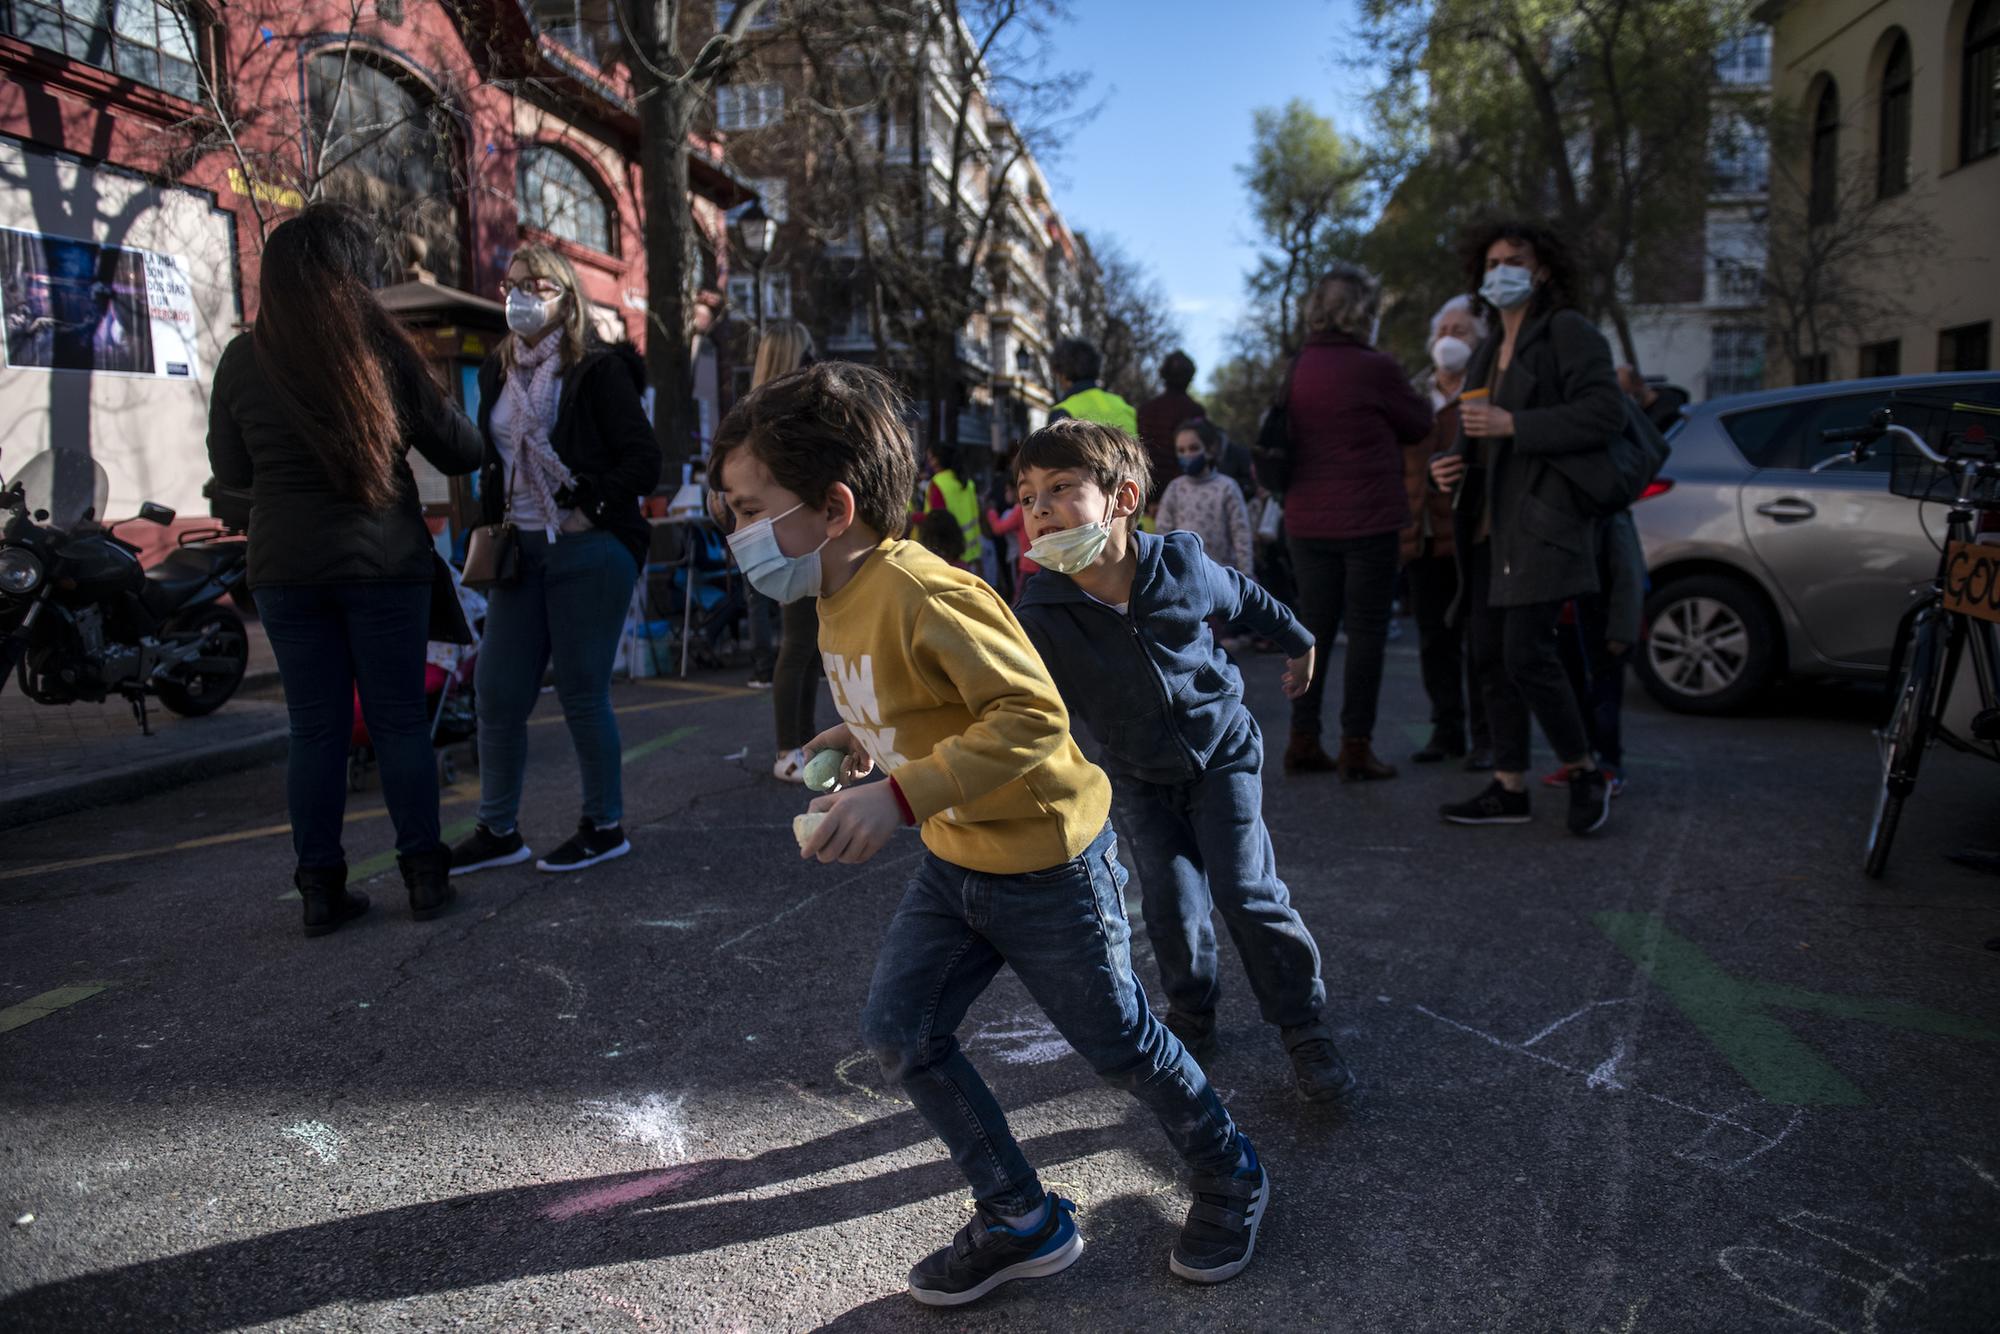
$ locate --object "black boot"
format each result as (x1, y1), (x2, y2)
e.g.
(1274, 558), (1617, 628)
(399, 845), (456, 921)
(297, 863), (368, 939)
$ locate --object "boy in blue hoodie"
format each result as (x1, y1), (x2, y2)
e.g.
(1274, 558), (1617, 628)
(1012, 419), (1355, 1102)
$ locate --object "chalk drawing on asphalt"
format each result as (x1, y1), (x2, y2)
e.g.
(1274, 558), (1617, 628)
(578, 1092), (690, 1165)
(1413, 1001), (1805, 1173)
(280, 1120), (344, 1164)
(533, 963), (587, 1020)
(971, 1012), (1074, 1067)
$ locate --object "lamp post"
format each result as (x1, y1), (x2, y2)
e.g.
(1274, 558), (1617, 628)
(730, 199), (776, 336)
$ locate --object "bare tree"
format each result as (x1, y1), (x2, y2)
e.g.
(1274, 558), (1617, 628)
(1056, 232), (1182, 407)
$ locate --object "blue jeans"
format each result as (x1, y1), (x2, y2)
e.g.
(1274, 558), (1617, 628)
(860, 825), (1241, 1217)
(255, 581), (441, 870)
(1111, 714), (1327, 1034)
(475, 529), (637, 832)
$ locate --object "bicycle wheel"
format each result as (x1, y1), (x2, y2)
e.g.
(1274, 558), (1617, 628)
(1865, 609), (1946, 878)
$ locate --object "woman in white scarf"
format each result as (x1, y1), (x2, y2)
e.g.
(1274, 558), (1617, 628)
(455, 245), (656, 878)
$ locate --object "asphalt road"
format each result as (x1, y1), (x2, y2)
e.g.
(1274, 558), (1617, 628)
(2, 647), (1997, 1332)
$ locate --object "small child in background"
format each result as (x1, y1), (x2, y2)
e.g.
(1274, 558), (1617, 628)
(711, 363), (1271, 1308)
(915, 507), (972, 572)
(1012, 419), (1354, 1104)
(1156, 418), (1253, 576)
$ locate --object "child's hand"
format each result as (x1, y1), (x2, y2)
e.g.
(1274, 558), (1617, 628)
(1282, 648), (1315, 700)
(803, 723), (875, 783)
(799, 781), (903, 864)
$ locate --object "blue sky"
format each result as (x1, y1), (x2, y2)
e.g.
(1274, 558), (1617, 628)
(1044, 0), (1373, 392)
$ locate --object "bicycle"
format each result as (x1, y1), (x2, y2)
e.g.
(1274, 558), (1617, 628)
(1815, 399), (2000, 878)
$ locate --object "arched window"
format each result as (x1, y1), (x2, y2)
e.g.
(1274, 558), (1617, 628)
(1809, 78), (1839, 224)
(1967, 0), (2000, 164)
(1877, 35), (1912, 197)
(518, 146), (614, 254)
(308, 53), (464, 287)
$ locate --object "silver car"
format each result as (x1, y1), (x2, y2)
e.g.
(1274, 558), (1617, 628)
(1632, 371), (2000, 713)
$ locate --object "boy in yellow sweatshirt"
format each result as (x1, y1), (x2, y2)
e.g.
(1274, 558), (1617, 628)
(711, 363), (1269, 1308)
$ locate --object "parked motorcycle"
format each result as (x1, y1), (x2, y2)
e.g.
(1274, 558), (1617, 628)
(0, 450), (250, 732)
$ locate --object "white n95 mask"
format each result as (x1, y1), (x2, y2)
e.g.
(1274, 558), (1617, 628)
(726, 502), (828, 603)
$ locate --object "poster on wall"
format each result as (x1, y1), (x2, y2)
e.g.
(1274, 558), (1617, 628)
(0, 225), (202, 380)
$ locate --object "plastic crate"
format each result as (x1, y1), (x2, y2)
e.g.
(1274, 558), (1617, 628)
(1885, 393), (2000, 507)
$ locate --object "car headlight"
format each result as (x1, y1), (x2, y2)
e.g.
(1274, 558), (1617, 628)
(0, 548), (43, 595)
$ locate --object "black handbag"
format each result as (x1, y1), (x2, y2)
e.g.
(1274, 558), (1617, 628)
(1251, 354), (1303, 495)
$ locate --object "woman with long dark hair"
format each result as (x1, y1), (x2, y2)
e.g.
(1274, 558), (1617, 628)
(1428, 220), (1625, 836)
(448, 244), (661, 876)
(207, 204), (484, 936)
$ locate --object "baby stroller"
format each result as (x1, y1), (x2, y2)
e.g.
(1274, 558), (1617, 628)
(347, 566), (485, 791)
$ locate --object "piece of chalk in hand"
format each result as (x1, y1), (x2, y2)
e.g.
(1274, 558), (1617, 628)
(803, 747), (847, 793)
(793, 812), (828, 850)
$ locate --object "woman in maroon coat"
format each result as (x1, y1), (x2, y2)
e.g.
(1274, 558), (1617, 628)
(1282, 263), (1434, 779)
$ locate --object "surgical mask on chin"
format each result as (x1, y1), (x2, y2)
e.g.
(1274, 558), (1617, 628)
(726, 501), (829, 603)
(1026, 516), (1112, 574)
(1178, 454), (1209, 478)
(1432, 334), (1473, 374)
(1479, 264), (1535, 311)
(506, 289), (565, 339)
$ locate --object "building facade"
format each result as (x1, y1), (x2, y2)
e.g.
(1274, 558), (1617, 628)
(0, 0), (745, 535)
(1755, 0), (1998, 385)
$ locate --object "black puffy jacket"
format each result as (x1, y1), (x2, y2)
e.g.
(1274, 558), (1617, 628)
(207, 333), (484, 587)
(475, 341), (662, 568)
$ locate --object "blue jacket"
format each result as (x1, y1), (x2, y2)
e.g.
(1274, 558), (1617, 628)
(1015, 529), (1314, 784)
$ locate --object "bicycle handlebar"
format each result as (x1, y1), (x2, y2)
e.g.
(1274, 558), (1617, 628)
(1812, 412), (1955, 473)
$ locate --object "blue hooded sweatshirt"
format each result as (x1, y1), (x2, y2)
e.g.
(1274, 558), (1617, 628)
(1015, 528), (1314, 785)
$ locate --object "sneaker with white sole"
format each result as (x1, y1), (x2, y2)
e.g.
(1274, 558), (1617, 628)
(907, 1196), (1082, 1307)
(1567, 767), (1612, 836)
(535, 820), (631, 872)
(1170, 1136), (1268, 1284)
(772, 748), (807, 784)
(449, 824), (532, 876)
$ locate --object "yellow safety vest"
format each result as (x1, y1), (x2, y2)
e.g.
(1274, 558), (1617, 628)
(1052, 386), (1139, 436)
(931, 469), (983, 562)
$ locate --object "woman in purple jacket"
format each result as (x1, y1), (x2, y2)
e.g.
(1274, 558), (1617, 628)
(1281, 263), (1435, 780)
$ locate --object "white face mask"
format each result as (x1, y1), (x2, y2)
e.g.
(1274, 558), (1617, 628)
(726, 501), (829, 603)
(1026, 503), (1118, 574)
(506, 288), (565, 338)
(1479, 264), (1536, 311)
(1432, 335), (1473, 374)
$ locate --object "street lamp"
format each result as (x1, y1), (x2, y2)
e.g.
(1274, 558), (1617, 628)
(730, 199), (776, 334)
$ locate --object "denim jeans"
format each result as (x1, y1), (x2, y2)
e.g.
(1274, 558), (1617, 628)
(860, 824), (1242, 1216)
(475, 529), (637, 832)
(1287, 530), (1400, 740)
(1112, 714), (1327, 1033)
(773, 597), (820, 751)
(1464, 542), (1593, 774)
(255, 580), (441, 870)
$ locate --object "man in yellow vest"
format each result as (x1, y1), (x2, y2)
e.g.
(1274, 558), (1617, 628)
(1047, 337), (1138, 436)
(924, 444), (984, 565)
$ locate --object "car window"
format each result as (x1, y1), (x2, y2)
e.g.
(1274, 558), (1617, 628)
(1721, 392), (1895, 472)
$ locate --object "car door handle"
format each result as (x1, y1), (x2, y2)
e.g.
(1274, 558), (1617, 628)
(1755, 498), (1817, 522)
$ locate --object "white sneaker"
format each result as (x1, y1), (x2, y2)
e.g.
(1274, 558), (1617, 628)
(773, 748), (807, 783)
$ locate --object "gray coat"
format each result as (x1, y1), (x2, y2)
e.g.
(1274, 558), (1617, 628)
(1446, 307), (1626, 609)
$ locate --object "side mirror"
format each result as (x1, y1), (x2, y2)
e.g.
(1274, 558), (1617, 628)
(139, 502), (177, 526)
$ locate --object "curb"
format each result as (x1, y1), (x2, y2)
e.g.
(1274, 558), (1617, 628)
(0, 725), (291, 830)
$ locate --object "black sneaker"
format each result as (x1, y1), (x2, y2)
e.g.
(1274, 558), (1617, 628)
(450, 824), (532, 876)
(1567, 767), (1612, 836)
(907, 1196), (1082, 1307)
(1165, 1009), (1220, 1064)
(1282, 1028), (1357, 1104)
(1170, 1136), (1269, 1284)
(1441, 781), (1531, 825)
(536, 820), (632, 873)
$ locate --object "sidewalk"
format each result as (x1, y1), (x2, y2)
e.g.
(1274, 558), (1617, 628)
(0, 616), (288, 829)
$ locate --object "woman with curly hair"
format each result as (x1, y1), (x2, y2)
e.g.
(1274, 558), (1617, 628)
(1427, 220), (1624, 836)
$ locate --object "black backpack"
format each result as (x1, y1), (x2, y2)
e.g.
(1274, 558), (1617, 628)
(1251, 354), (1302, 495)
(1548, 396), (1673, 517)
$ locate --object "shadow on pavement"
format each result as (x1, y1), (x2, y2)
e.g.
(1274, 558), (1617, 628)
(0, 1116), (1140, 1331)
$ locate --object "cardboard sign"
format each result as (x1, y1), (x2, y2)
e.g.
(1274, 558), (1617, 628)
(1943, 541), (2000, 625)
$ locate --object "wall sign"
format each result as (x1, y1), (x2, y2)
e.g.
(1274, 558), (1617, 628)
(1, 225), (203, 380)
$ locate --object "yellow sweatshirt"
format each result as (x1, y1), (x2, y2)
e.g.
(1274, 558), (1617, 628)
(817, 539), (1112, 875)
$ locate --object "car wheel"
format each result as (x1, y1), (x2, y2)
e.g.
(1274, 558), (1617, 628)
(1636, 575), (1779, 715)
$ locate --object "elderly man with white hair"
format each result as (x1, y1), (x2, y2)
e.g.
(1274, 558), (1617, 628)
(1401, 295), (1493, 768)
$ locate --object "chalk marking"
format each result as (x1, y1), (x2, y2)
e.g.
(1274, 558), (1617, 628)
(0, 983), (111, 1034)
(782, 1080), (868, 1125)
(1414, 1003), (1804, 1172)
(1587, 1038), (1628, 1090)
(281, 1121), (344, 1164)
(620, 724), (700, 766)
(534, 964), (587, 1020)
(544, 1165), (705, 1222)
(713, 849), (924, 954)
(722, 747), (749, 762)
(971, 1013), (1074, 1067)
(1717, 1209), (1946, 1334)
(835, 1050), (910, 1107)
(1961, 1156), (2000, 1194)
(1598, 1298), (1648, 1334)
(1522, 997), (1632, 1048)
(578, 1093), (690, 1166)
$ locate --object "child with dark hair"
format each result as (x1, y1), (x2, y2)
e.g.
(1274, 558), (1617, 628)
(915, 507), (972, 570)
(1011, 419), (1353, 1104)
(709, 362), (1271, 1308)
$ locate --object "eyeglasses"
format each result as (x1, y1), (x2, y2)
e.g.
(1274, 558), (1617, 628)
(499, 279), (566, 300)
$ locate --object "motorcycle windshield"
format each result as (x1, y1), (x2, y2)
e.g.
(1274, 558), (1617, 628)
(7, 451), (110, 530)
